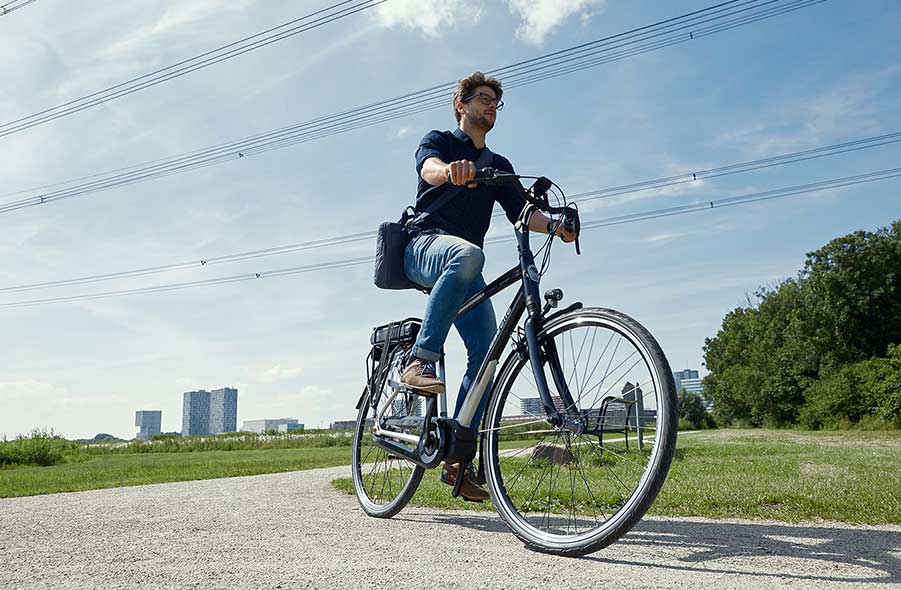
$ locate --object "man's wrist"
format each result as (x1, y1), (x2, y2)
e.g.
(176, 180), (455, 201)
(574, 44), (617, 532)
(546, 219), (556, 235)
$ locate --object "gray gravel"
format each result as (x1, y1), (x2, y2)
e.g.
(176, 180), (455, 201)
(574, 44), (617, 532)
(1, 466), (899, 589)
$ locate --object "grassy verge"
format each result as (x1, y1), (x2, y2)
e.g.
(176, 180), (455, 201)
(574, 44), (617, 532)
(81, 431), (353, 455)
(333, 429), (901, 524)
(1, 446), (351, 498)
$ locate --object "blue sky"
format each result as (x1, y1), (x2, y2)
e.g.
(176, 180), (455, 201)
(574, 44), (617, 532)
(1, 0), (899, 439)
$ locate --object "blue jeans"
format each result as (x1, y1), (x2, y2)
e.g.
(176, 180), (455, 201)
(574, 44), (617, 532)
(404, 232), (497, 430)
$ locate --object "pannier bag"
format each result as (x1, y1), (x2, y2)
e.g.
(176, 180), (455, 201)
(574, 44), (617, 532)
(373, 146), (495, 290)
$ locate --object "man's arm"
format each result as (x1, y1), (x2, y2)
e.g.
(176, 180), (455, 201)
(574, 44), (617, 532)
(528, 210), (578, 243)
(421, 157), (477, 187)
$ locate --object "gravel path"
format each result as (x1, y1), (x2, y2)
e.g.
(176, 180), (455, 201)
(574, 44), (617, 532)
(1, 466), (899, 589)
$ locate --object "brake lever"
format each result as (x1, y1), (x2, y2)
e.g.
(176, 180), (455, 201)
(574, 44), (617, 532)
(562, 208), (581, 255)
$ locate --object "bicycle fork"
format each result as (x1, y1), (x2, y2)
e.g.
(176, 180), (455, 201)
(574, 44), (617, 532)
(516, 211), (585, 434)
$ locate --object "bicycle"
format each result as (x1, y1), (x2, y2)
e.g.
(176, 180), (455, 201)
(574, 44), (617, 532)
(352, 168), (678, 556)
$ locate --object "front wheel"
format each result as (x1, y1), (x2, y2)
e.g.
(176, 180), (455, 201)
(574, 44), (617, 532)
(483, 307), (678, 556)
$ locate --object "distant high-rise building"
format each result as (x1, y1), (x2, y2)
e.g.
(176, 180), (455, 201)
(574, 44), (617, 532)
(680, 378), (704, 395)
(210, 387), (238, 434)
(520, 397), (542, 416)
(182, 390), (210, 436)
(182, 387), (238, 435)
(135, 410), (162, 441)
(330, 420), (357, 430)
(673, 369), (700, 393)
(520, 396), (572, 415)
(242, 417), (298, 434)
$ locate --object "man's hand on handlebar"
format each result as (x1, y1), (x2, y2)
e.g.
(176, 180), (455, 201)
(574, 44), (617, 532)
(556, 223), (578, 244)
(445, 160), (477, 187)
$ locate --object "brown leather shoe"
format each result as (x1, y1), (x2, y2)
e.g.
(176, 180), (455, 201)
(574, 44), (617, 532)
(441, 462), (489, 503)
(401, 357), (445, 396)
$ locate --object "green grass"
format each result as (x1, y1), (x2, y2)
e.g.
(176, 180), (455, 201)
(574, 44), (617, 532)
(333, 429), (901, 524)
(0, 446), (351, 498)
(81, 431), (353, 455)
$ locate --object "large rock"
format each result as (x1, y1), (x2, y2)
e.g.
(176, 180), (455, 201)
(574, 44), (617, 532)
(531, 443), (574, 465)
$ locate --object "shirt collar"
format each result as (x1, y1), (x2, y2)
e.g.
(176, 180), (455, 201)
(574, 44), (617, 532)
(451, 127), (488, 152)
(452, 127), (473, 145)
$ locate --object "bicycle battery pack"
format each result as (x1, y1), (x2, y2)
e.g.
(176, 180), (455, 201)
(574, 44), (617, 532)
(370, 317), (421, 355)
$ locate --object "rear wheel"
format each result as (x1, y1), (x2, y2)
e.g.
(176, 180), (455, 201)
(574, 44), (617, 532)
(483, 307), (678, 555)
(352, 344), (425, 518)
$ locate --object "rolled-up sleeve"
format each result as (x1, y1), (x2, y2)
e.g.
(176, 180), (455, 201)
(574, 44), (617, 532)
(415, 130), (450, 175)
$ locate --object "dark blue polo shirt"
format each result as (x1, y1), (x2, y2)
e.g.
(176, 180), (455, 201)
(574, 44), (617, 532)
(410, 128), (526, 248)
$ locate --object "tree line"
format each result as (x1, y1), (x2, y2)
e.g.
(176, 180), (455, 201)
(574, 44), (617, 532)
(702, 220), (901, 429)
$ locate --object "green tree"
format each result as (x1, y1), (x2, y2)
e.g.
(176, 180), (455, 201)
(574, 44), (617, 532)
(678, 389), (712, 429)
(799, 220), (901, 373)
(703, 220), (901, 428)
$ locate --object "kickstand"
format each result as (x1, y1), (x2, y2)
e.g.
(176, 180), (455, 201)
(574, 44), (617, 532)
(451, 461), (472, 499)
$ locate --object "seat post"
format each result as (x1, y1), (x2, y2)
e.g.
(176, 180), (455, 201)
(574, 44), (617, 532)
(437, 349), (448, 418)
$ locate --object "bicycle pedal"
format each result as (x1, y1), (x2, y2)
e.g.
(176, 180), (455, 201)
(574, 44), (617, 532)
(387, 379), (440, 398)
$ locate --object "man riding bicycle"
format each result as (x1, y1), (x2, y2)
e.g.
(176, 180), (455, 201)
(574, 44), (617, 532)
(400, 71), (577, 501)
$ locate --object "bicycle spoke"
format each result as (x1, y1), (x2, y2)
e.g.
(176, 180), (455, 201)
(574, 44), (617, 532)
(588, 355), (644, 410)
(519, 431), (563, 518)
(541, 440), (566, 532)
(483, 312), (677, 554)
(579, 327), (599, 404)
(573, 444), (606, 524)
(579, 331), (615, 396)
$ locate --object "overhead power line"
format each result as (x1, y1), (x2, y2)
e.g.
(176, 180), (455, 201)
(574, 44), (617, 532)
(0, 0), (828, 214)
(2, 166), (897, 308)
(1, 128), (895, 295)
(0, 0), (37, 16)
(0, 0), (387, 137)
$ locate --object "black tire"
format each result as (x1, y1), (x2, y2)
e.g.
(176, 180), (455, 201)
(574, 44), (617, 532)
(483, 307), (678, 556)
(352, 345), (425, 518)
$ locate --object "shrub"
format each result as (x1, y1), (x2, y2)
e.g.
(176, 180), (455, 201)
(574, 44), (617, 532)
(800, 347), (901, 429)
(678, 389), (715, 430)
(0, 429), (74, 467)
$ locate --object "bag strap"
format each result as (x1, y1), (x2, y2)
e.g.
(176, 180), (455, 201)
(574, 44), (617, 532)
(410, 146), (494, 223)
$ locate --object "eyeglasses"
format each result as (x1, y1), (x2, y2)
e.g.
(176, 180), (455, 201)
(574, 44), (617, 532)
(463, 92), (504, 111)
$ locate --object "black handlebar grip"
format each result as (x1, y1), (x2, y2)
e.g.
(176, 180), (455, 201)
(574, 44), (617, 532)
(475, 167), (496, 180)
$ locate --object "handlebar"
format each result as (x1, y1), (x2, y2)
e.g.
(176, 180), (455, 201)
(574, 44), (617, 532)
(470, 167), (581, 254)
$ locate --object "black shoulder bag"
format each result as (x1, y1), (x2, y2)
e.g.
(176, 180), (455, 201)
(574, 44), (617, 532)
(373, 147), (494, 290)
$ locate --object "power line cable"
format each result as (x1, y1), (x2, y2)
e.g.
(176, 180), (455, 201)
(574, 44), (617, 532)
(2, 165), (897, 308)
(0, 1), (387, 137)
(0, 0), (36, 16)
(0, 0), (827, 213)
(2, 129), (896, 294)
(0, 0), (815, 209)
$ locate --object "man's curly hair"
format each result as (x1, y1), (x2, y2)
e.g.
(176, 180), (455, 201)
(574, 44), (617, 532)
(453, 71), (503, 123)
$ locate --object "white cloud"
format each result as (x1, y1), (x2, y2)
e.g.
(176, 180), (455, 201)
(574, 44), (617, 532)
(252, 364), (305, 384)
(507, 0), (605, 46)
(371, 0), (483, 37)
(103, 0), (255, 58)
(643, 232), (689, 243)
(0, 379), (66, 402)
(715, 65), (901, 157)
